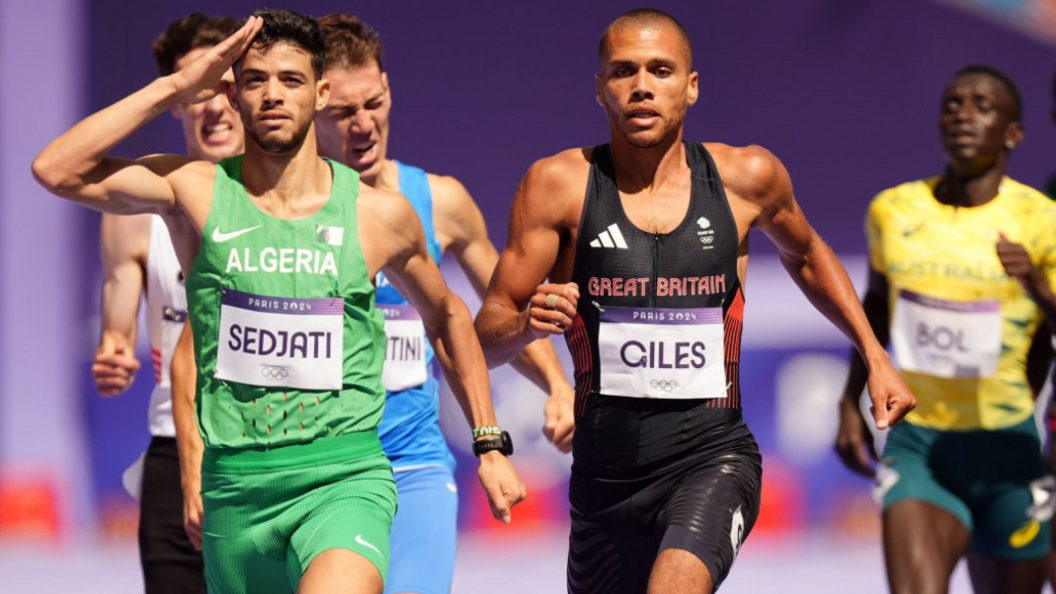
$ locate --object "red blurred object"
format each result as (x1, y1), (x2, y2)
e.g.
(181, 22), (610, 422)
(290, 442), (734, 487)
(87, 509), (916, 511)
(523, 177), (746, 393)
(465, 481), (559, 534)
(752, 458), (805, 534)
(0, 474), (62, 540)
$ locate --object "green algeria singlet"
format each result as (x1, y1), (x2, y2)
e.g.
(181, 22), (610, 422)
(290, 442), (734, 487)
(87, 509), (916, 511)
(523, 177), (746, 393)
(187, 155), (386, 449)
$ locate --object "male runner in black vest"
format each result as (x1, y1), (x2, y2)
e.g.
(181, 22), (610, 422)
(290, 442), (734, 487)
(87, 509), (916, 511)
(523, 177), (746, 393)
(475, 9), (916, 594)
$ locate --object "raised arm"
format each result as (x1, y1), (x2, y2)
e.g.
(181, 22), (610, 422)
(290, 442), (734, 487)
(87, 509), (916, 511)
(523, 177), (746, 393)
(360, 188), (526, 523)
(730, 145), (915, 429)
(92, 214), (149, 396)
(171, 322), (204, 550)
(475, 157), (581, 368)
(30, 17), (262, 215)
(433, 175), (574, 451)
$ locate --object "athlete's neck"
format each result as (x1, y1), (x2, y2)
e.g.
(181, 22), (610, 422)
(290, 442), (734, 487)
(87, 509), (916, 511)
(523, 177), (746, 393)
(241, 131), (333, 211)
(939, 155), (1007, 208)
(358, 158), (399, 192)
(609, 128), (688, 193)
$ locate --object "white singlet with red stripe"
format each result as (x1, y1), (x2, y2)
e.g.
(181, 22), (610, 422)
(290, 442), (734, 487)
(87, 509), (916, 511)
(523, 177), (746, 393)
(144, 216), (186, 437)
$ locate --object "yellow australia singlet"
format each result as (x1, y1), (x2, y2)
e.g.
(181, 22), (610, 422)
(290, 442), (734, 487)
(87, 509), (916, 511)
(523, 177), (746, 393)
(867, 177), (1056, 431)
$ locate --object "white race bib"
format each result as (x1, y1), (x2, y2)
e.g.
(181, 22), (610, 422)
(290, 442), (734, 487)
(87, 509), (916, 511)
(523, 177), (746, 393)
(598, 306), (726, 399)
(381, 305), (429, 392)
(891, 289), (1001, 379)
(215, 289), (345, 390)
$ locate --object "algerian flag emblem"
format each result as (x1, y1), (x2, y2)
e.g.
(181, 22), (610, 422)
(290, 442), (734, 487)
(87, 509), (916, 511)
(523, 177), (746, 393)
(316, 225), (345, 246)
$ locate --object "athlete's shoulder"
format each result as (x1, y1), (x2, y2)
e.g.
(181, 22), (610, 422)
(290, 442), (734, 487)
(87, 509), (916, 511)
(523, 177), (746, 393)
(142, 153), (216, 181)
(425, 171), (482, 236)
(358, 183), (415, 222)
(867, 179), (934, 224)
(704, 142), (790, 206)
(390, 160), (474, 214)
(704, 142), (778, 168)
(872, 178), (933, 203)
(359, 184), (424, 248)
(524, 147), (592, 187)
(425, 171), (473, 206)
(514, 148), (592, 223)
(1003, 177), (1056, 241)
(152, 154), (220, 211)
(1003, 177), (1056, 209)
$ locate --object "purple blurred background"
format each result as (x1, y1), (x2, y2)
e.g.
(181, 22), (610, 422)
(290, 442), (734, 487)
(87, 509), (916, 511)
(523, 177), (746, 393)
(2, 0), (1056, 591)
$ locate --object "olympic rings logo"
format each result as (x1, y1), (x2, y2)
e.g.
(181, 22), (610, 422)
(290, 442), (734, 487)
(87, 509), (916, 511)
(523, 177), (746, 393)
(261, 366), (290, 381)
(700, 236), (714, 244)
(650, 379), (678, 392)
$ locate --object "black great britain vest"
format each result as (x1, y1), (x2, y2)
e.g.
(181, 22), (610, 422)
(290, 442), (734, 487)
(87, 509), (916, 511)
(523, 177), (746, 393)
(566, 142), (748, 477)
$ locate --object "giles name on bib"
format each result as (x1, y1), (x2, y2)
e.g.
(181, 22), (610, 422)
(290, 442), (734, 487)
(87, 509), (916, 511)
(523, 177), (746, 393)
(598, 306), (726, 399)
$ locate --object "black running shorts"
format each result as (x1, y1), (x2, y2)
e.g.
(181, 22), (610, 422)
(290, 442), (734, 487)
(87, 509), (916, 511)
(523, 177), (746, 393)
(139, 436), (207, 594)
(566, 438), (762, 593)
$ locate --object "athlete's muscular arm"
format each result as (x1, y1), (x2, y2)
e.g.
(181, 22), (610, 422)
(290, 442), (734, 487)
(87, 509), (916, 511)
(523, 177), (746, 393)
(432, 175), (575, 451)
(359, 187), (527, 523)
(171, 322), (204, 550)
(93, 214), (149, 396)
(30, 17), (261, 216)
(724, 145), (915, 429)
(475, 154), (582, 368)
(836, 268), (890, 477)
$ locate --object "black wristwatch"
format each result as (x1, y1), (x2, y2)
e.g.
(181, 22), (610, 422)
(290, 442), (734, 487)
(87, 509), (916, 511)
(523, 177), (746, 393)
(473, 430), (514, 457)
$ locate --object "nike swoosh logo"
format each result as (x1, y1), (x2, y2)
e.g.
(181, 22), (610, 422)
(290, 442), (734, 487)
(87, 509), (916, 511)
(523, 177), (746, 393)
(355, 534), (382, 558)
(212, 225), (263, 243)
(901, 223), (925, 238)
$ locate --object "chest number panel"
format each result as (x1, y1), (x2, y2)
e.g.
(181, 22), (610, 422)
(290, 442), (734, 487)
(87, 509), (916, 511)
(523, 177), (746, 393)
(216, 289), (345, 390)
(380, 305), (429, 392)
(891, 289), (1001, 379)
(598, 306), (727, 399)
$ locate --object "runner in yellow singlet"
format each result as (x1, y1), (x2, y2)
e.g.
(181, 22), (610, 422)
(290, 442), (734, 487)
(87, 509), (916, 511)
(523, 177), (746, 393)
(836, 65), (1056, 594)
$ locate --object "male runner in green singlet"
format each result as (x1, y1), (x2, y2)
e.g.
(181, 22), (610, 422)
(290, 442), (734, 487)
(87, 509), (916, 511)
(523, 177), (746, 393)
(33, 9), (524, 594)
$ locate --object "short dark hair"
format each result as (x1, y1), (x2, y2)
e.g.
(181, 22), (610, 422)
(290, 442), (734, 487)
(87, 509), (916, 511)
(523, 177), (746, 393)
(152, 13), (239, 76)
(240, 8), (326, 79)
(599, 9), (692, 68)
(318, 14), (384, 72)
(954, 64), (1022, 122)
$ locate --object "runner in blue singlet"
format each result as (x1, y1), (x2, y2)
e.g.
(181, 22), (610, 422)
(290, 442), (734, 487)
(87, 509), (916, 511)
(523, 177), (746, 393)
(315, 15), (577, 594)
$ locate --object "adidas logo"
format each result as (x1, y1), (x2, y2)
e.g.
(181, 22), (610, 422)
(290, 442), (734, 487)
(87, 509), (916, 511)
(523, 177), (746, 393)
(589, 224), (629, 249)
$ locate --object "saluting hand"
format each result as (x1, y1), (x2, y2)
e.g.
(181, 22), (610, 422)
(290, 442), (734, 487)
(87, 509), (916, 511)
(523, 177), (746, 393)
(169, 16), (264, 105)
